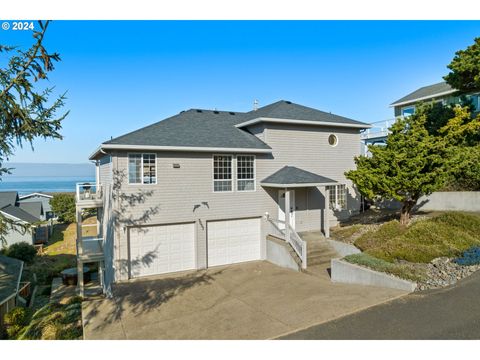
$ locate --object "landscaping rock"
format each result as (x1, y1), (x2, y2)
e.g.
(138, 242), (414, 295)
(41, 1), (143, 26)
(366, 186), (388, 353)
(415, 257), (480, 291)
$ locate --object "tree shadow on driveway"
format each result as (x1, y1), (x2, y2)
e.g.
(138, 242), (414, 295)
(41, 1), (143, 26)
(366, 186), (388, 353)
(83, 268), (225, 331)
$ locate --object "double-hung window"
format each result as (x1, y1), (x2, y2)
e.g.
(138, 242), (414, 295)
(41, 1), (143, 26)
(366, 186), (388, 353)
(237, 155), (255, 191)
(128, 153), (157, 184)
(213, 155), (233, 192)
(326, 184), (347, 210)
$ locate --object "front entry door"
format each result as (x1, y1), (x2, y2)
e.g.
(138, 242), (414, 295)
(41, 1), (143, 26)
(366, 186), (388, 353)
(278, 189), (295, 230)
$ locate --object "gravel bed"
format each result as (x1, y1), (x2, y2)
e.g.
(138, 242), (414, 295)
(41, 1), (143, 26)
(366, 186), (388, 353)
(416, 257), (480, 291)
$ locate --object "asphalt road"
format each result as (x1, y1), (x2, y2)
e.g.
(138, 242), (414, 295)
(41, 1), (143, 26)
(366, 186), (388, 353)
(280, 270), (480, 339)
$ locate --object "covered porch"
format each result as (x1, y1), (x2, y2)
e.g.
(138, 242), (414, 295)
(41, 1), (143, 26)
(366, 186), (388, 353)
(261, 166), (338, 269)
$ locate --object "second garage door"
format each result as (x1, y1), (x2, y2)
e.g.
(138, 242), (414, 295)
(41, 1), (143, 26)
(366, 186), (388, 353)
(129, 222), (195, 278)
(207, 217), (261, 267)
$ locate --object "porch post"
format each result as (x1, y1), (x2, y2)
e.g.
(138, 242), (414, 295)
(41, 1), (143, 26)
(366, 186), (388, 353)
(77, 260), (84, 297)
(324, 186), (330, 238)
(76, 207), (84, 297)
(285, 188), (291, 242)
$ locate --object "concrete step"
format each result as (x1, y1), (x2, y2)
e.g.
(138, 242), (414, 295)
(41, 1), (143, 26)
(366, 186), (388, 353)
(305, 239), (340, 268)
(307, 257), (333, 266)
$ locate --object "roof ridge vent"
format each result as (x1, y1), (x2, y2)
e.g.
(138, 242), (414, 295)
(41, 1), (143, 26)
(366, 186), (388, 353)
(213, 110), (219, 114)
(196, 109), (203, 113)
(229, 112), (235, 115)
(284, 101), (292, 104)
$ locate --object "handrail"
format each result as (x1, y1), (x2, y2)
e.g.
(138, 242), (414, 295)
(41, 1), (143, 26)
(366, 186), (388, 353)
(266, 216), (307, 269)
(78, 236), (104, 256)
(286, 223), (307, 269)
(360, 117), (400, 140)
(76, 182), (103, 202)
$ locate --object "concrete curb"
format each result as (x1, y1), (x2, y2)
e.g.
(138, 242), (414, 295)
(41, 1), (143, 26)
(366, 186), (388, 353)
(331, 258), (417, 292)
(327, 239), (361, 257)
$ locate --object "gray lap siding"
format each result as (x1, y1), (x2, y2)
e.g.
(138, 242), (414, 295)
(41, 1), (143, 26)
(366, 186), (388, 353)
(110, 151), (272, 281)
(258, 123), (362, 228)
(106, 124), (362, 281)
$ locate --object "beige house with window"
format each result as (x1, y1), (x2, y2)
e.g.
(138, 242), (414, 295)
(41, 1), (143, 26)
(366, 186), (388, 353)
(75, 100), (370, 296)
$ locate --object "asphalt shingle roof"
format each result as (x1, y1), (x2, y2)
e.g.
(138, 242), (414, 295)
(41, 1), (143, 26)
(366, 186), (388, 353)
(104, 109), (271, 150)
(0, 204), (40, 223)
(0, 191), (18, 209)
(0, 254), (23, 302)
(102, 101), (368, 150)
(241, 100), (368, 126)
(391, 82), (456, 106)
(261, 166), (337, 186)
(18, 202), (43, 220)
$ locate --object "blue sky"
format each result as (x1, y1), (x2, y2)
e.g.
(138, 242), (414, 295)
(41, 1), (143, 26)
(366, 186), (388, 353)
(2, 20), (480, 163)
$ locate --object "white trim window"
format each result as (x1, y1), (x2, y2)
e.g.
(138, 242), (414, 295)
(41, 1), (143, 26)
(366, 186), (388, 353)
(128, 153), (157, 184)
(401, 106), (415, 117)
(326, 184), (347, 210)
(213, 155), (233, 192)
(237, 155), (255, 191)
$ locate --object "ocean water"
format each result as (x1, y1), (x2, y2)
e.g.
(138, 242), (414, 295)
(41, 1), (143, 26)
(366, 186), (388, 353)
(0, 176), (96, 195)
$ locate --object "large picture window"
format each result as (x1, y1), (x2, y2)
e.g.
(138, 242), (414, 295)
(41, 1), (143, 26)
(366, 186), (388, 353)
(213, 155), (232, 192)
(401, 106), (415, 117)
(237, 155), (255, 191)
(326, 184), (347, 210)
(128, 153), (156, 184)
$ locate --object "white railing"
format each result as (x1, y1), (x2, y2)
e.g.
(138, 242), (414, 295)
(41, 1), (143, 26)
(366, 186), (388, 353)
(286, 223), (307, 269)
(360, 118), (399, 141)
(77, 236), (104, 259)
(76, 182), (103, 202)
(266, 216), (307, 269)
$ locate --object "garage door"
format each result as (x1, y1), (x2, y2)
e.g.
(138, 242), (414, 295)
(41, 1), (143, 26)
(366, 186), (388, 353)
(129, 223), (195, 278)
(207, 217), (261, 267)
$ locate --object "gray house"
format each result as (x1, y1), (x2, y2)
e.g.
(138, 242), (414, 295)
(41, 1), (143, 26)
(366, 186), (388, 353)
(0, 192), (42, 248)
(17, 193), (54, 221)
(75, 100), (370, 296)
(391, 81), (480, 117)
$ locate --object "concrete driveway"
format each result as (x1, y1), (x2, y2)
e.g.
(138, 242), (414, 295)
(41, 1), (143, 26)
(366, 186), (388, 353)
(82, 261), (407, 339)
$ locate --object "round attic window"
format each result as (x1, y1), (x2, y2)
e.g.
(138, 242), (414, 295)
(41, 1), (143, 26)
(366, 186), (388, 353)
(328, 134), (338, 147)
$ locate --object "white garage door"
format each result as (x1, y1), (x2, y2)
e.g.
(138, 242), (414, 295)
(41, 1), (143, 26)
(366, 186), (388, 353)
(129, 223), (195, 278)
(207, 217), (261, 267)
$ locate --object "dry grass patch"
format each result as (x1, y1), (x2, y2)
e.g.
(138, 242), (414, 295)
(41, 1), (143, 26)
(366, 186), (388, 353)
(355, 212), (480, 263)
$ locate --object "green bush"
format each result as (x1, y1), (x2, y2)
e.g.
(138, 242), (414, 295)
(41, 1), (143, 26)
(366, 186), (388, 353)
(50, 193), (76, 223)
(354, 212), (480, 263)
(4, 242), (37, 264)
(18, 302), (82, 340)
(4, 307), (32, 339)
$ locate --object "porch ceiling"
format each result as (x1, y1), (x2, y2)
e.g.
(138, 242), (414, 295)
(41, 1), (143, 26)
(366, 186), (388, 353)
(260, 166), (337, 188)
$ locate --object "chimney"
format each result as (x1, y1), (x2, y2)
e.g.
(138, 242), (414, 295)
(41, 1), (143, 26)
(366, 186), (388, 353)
(253, 99), (259, 111)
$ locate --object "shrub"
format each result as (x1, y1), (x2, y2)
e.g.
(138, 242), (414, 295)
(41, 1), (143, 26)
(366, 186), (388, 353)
(454, 246), (480, 266)
(354, 212), (480, 263)
(50, 193), (76, 223)
(4, 242), (37, 264)
(4, 307), (32, 339)
(18, 302), (82, 340)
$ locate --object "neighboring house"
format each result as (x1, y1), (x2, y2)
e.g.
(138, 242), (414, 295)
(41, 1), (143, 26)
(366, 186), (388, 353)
(390, 81), (480, 117)
(18, 193), (54, 220)
(0, 255), (24, 338)
(0, 191), (42, 248)
(75, 100), (370, 296)
(361, 81), (480, 150)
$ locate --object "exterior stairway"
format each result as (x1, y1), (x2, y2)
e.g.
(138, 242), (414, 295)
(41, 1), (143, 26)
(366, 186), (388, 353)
(299, 231), (340, 278)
